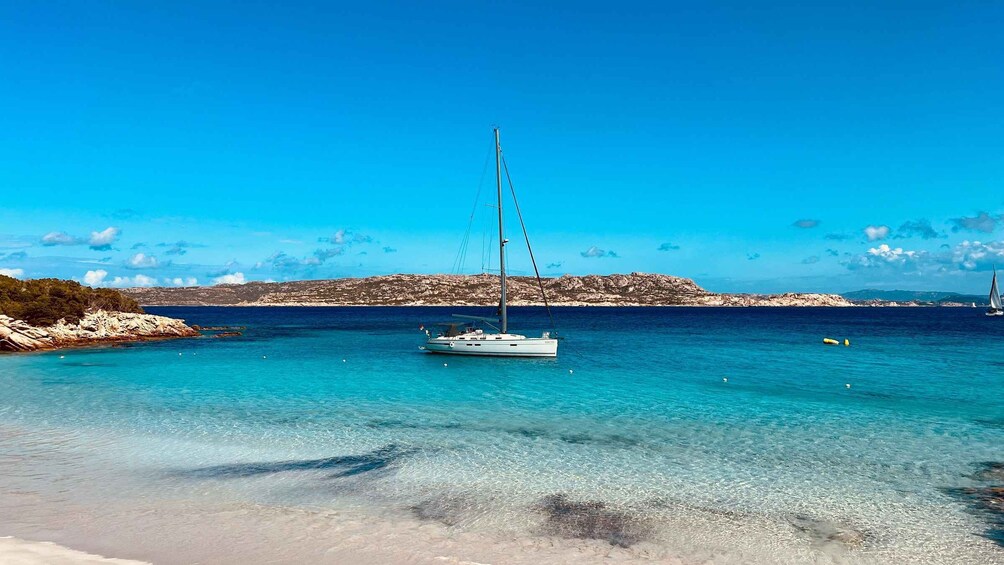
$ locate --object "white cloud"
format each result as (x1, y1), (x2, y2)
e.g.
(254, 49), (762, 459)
(41, 231), (83, 246)
(950, 240), (1004, 271)
(864, 225), (890, 241)
(127, 252), (159, 269)
(107, 274), (156, 287)
(167, 277), (198, 286)
(83, 269), (108, 286)
(89, 227), (120, 250)
(868, 244), (918, 264)
(319, 229), (372, 246)
(0, 268), (24, 278)
(844, 244), (926, 271)
(212, 272), (246, 285)
(581, 246), (619, 258)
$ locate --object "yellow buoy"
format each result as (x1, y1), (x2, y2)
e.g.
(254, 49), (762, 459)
(823, 338), (839, 345)
(844, 339), (850, 347)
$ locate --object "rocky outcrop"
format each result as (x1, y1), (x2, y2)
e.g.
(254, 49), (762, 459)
(696, 292), (852, 307)
(0, 310), (198, 352)
(122, 273), (852, 307)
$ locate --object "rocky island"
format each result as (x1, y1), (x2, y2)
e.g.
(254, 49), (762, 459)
(0, 276), (198, 352)
(122, 272), (853, 307)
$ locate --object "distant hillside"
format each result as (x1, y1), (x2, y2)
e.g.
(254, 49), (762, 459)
(842, 289), (985, 305)
(122, 273), (851, 307)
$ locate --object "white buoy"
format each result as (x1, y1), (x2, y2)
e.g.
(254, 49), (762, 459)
(263, 355), (267, 359)
(342, 358), (346, 363)
(723, 377), (728, 383)
(443, 363), (448, 367)
(845, 383), (851, 388)
(179, 353), (183, 356)
(569, 369), (573, 374)
(59, 355), (65, 359)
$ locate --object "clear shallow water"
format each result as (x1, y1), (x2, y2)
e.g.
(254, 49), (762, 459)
(1, 306), (1002, 564)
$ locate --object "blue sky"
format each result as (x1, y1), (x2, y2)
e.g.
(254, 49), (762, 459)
(1, 1), (1002, 293)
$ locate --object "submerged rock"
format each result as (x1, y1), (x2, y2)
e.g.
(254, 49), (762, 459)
(943, 462), (1004, 548)
(944, 486), (1004, 546)
(535, 493), (649, 548)
(971, 461), (1004, 482)
(788, 515), (868, 549)
(0, 310), (198, 352)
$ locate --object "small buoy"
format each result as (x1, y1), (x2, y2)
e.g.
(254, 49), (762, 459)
(342, 358), (346, 363)
(443, 363), (448, 367)
(843, 339), (850, 347)
(59, 355), (65, 359)
(179, 352), (183, 356)
(569, 369), (573, 374)
(723, 377), (728, 383)
(262, 355), (267, 359)
(845, 383), (851, 389)
(823, 338), (839, 345)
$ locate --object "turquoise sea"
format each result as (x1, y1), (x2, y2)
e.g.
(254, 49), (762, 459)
(1, 306), (1002, 564)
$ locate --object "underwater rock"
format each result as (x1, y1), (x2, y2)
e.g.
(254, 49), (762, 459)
(535, 493), (649, 548)
(942, 466), (1004, 549)
(788, 515), (867, 549)
(410, 495), (479, 527)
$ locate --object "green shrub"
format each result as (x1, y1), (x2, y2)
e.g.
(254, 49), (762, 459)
(0, 276), (144, 326)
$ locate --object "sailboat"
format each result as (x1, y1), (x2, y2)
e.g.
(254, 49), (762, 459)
(423, 128), (559, 357)
(987, 267), (1003, 316)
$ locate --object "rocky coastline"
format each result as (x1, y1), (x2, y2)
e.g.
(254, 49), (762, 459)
(123, 272), (853, 307)
(0, 310), (199, 353)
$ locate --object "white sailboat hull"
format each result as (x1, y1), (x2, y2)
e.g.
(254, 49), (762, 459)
(986, 310), (1003, 317)
(425, 334), (558, 357)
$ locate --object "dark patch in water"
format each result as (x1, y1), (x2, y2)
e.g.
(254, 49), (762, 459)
(942, 461), (1004, 547)
(508, 427), (641, 449)
(512, 427), (546, 440)
(974, 418), (1004, 430)
(854, 390), (896, 400)
(557, 432), (641, 449)
(365, 419), (463, 431)
(788, 515), (867, 548)
(365, 420), (641, 449)
(942, 486), (1004, 547)
(176, 444), (416, 480)
(410, 495), (476, 526)
(970, 462), (1004, 482)
(535, 493), (648, 547)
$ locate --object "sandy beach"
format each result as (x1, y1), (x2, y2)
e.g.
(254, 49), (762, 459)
(0, 537), (148, 565)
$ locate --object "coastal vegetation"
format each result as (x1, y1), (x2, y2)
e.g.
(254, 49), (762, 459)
(0, 275), (143, 326)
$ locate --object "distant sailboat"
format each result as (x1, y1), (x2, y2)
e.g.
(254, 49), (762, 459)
(987, 267), (1003, 316)
(422, 128), (558, 357)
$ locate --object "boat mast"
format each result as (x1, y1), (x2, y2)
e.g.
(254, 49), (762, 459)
(495, 127), (508, 333)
